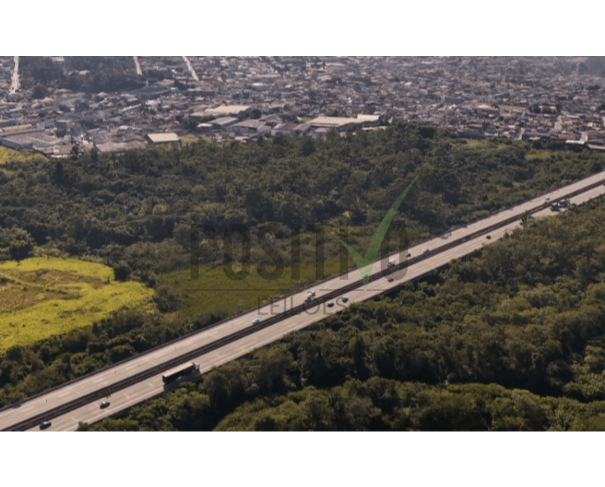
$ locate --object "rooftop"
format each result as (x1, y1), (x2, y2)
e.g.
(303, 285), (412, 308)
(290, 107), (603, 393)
(203, 104), (251, 117)
(146, 133), (179, 144)
(309, 116), (370, 128)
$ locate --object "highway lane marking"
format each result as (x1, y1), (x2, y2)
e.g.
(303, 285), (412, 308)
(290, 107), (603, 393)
(57, 388), (75, 398)
(73, 230), (538, 428)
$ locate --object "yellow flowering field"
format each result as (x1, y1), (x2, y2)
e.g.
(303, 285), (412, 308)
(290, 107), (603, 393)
(0, 146), (43, 164)
(0, 257), (154, 351)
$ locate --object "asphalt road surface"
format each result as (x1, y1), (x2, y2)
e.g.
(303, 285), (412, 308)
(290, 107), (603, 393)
(2, 170), (605, 431)
(8, 56), (19, 95)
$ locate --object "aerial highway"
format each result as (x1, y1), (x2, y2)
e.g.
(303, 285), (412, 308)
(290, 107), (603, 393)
(2, 170), (605, 431)
(133, 56), (142, 76)
(182, 56), (199, 81)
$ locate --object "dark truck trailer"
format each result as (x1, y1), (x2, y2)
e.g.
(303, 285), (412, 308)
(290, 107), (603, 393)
(551, 199), (570, 211)
(162, 362), (200, 384)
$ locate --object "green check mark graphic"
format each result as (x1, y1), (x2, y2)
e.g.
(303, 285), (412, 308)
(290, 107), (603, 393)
(339, 175), (420, 291)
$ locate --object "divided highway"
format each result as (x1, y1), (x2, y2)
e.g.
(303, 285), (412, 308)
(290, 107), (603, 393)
(3, 170), (605, 431)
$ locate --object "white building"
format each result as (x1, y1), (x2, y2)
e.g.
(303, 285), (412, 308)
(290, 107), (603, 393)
(145, 133), (179, 144)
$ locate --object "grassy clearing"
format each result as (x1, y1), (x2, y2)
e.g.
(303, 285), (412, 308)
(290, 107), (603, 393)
(525, 149), (556, 161)
(0, 257), (154, 351)
(163, 223), (420, 318)
(454, 138), (513, 151)
(163, 256), (348, 318)
(454, 138), (489, 148)
(179, 134), (199, 144)
(0, 146), (45, 164)
(180, 134), (213, 145)
(455, 138), (557, 161)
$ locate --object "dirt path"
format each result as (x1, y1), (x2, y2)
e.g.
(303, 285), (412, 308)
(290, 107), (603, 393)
(182, 56), (199, 81)
(133, 56), (142, 76)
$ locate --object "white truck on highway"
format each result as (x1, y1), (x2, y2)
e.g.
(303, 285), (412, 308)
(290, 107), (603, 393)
(162, 362), (200, 385)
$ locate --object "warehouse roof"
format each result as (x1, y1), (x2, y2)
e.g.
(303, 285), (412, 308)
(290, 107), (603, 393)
(203, 104), (251, 117)
(146, 133), (179, 144)
(231, 119), (266, 129)
(211, 116), (239, 127)
(309, 116), (363, 128)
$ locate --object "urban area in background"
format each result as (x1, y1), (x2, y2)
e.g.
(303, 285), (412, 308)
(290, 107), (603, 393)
(1, 56), (605, 156)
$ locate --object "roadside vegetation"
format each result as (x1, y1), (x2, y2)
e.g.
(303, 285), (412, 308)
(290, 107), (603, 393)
(82, 195), (605, 430)
(164, 257), (344, 318)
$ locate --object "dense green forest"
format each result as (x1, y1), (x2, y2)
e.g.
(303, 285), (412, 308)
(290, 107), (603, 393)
(2, 122), (605, 427)
(1, 122), (603, 285)
(79, 195), (605, 430)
